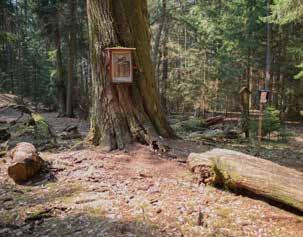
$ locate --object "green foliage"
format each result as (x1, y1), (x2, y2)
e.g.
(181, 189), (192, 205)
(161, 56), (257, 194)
(0, 0), (54, 104)
(249, 120), (259, 138)
(148, 0), (303, 117)
(250, 106), (281, 138)
(150, 0), (270, 113)
(267, 0), (303, 82)
(0, 32), (16, 46)
(1, 0), (89, 112)
(172, 117), (206, 134)
(32, 113), (52, 139)
(181, 117), (206, 132)
(269, 0), (303, 25)
(279, 130), (295, 142)
(294, 63), (303, 80)
(263, 106), (281, 136)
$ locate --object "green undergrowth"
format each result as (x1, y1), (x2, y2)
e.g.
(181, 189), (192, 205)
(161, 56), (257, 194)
(32, 113), (51, 139)
(172, 117), (206, 135)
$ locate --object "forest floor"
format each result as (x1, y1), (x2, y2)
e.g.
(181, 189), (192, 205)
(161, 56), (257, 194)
(0, 110), (303, 237)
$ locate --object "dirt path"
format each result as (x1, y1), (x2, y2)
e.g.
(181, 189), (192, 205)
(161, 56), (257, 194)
(0, 143), (302, 237)
(0, 112), (302, 236)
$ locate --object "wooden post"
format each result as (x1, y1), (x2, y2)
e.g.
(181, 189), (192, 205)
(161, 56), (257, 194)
(258, 90), (269, 144)
(239, 87), (251, 138)
(258, 103), (263, 144)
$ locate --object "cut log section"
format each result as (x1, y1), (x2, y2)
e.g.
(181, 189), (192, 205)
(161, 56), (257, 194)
(8, 142), (45, 184)
(188, 149), (303, 212)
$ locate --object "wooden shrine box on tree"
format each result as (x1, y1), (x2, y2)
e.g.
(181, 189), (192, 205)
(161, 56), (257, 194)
(106, 47), (136, 83)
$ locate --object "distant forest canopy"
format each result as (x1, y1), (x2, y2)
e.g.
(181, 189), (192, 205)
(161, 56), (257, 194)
(0, 0), (302, 119)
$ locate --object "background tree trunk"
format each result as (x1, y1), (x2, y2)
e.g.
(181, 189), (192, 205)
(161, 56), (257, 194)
(265, 0), (271, 90)
(55, 22), (66, 116)
(66, 0), (77, 117)
(87, 0), (175, 151)
(161, 0), (169, 112)
(152, 0), (166, 66)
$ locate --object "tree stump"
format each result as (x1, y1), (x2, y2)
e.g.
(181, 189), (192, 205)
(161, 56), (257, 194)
(8, 142), (45, 184)
(188, 149), (303, 212)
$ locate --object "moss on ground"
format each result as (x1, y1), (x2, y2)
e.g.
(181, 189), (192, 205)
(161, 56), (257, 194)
(32, 113), (51, 139)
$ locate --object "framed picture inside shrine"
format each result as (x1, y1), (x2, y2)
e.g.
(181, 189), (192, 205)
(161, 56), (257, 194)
(259, 89), (270, 104)
(106, 48), (136, 83)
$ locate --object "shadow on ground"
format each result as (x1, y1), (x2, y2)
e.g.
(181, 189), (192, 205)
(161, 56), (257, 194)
(0, 212), (165, 237)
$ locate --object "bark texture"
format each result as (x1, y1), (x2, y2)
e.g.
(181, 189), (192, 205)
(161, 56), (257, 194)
(55, 20), (66, 116)
(66, 0), (77, 117)
(161, 5), (169, 112)
(188, 149), (303, 212)
(87, 0), (175, 150)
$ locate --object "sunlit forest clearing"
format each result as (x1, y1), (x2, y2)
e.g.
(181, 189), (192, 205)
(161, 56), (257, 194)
(0, 0), (303, 236)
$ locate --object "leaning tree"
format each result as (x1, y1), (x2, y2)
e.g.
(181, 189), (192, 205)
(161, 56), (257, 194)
(87, 0), (175, 150)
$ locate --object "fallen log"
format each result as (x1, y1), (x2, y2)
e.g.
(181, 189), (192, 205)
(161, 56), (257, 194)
(1, 104), (55, 139)
(205, 116), (224, 127)
(60, 125), (82, 140)
(8, 142), (45, 184)
(188, 149), (303, 212)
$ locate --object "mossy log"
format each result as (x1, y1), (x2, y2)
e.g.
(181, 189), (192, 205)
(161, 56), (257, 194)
(2, 104), (55, 139)
(188, 149), (303, 212)
(31, 113), (54, 139)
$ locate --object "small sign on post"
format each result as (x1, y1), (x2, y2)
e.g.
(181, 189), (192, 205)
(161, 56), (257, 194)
(106, 47), (136, 83)
(259, 89), (270, 104)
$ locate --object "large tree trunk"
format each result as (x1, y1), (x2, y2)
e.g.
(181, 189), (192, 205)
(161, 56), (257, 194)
(188, 149), (303, 212)
(87, 0), (175, 151)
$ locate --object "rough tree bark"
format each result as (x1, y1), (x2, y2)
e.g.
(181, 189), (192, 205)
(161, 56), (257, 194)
(239, 87), (250, 138)
(153, 0), (167, 94)
(87, 0), (175, 151)
(152, 0), (166, 66)
(54, 22), (66, 116)
(66, 0), (77, 117)
(188, 149), (303, 212)
(161, 2), (169, 112)
(265, 0), (271, 90)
